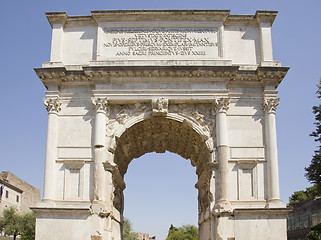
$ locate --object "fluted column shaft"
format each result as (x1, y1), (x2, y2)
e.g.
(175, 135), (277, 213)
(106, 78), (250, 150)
(214, 98), (230, 205)
(263, 98), (281, 204)
(92, 98), (108, 202)
(43, 98), (61, 201)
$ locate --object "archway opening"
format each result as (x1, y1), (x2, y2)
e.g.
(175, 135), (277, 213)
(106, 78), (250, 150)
(124, 151), (198, 240)
(112, 116), (213, 240)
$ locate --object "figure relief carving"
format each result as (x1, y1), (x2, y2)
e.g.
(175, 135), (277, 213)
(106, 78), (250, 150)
(262, 98), (279, 113)
(92, 97), (108, 113)
(170, 103), (215, 135)
(43, 98), (61, 113)
(152, 98), (169, 116)
(106, 103), (151, 132)
(213, 98), (230, 113)
(115, 109), (130, 125)
(106, 119), (120, 137)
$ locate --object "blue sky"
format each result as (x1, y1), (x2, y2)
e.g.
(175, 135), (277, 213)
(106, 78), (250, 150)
(1, 0), (321, 239)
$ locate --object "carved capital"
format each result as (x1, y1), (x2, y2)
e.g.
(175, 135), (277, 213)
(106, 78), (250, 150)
(92, 97), (108, 113)
(262, 98), (279, 113)
(152, 97), (168, 116)
(43, 98), (61, 113)
(213, 98), (230, 113)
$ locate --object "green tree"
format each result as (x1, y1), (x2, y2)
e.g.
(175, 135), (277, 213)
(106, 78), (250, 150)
(305, 78), (321, 194)
(20, 211), (36, 240)
(289, 190), (308, 205)
(166, 224), (198, 240)
(123, 218), (138, 240)
(0, 207), (36, 240)
(305, 223), (321, 240)
(289, 185), (319, 206)
(0, 207), (21, 240)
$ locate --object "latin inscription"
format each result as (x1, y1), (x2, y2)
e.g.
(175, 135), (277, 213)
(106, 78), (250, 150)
(102, 28), (219, 59)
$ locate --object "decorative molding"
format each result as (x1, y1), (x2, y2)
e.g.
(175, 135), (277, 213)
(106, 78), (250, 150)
(35, 66), (289, 89)
(213, 98), (230, 113)
(262, 98), (279, 113)
(92, 97), (108, 113)
(233, 208), (291, 215)
(152, 98), (168, 116)
(43, 98), (62, 113)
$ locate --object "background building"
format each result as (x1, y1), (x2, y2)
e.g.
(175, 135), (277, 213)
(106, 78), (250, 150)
(135, 232), (156, 240)
(0, 171), (40, 213)
(287, 197), (321, 240)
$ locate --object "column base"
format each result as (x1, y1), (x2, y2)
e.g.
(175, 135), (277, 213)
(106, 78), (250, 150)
(40, 198), (56, 204)
(265, 199), (286, 208)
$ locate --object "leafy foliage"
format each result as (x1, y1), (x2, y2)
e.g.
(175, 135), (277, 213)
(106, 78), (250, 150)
(305, 223), (321, 240)
(305, 78), (321, 194)
(0, 207), (21, 240)
(123, 218), (138, 240)
(166, 224), (198, 240)
(289, 185), (319, 205)
(0, 206), (35, 240)
(20, 211), (36, 240)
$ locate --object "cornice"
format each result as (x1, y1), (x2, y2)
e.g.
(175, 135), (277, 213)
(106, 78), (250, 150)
(45, 10), (278, 28)
(255, 10), (278, 25)
(34, 65), (288, 89)
(92, 9), (230, 23)
(45, 12), (68, 28)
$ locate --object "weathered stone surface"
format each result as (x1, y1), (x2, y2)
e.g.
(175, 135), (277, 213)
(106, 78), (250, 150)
(33, 9), (290, 240)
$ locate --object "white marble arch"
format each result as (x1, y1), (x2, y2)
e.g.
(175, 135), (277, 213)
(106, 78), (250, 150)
(104, 108), (215, 240)
(32, 9), (290, 240)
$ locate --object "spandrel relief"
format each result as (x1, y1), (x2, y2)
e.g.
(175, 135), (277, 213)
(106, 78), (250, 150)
(169, 103), (215, 136)
(107, 103), (151, 128)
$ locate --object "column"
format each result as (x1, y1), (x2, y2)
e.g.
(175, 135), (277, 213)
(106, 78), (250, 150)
(43, 98), (61, 201)
(214, 98), (231, 210)
(263, 98), (282, 206)
(92, 97), (108, 202)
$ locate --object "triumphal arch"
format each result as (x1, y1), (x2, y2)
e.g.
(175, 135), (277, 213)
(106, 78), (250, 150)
(32, 10), (290, 240)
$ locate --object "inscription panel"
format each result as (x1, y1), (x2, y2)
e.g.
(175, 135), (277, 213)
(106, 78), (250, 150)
(102, 28), (219, 60)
